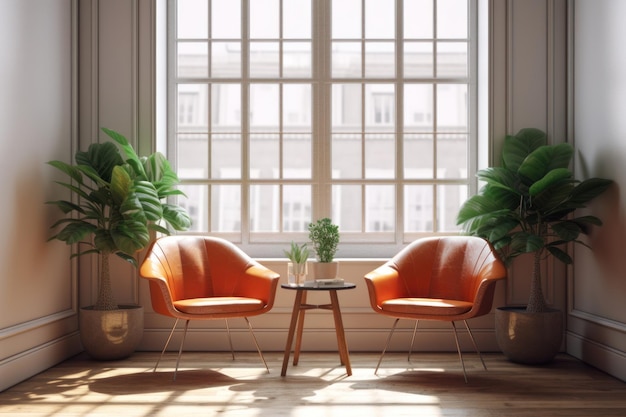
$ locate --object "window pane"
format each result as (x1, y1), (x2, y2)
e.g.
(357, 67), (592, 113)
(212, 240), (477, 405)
(250, 42), (280, 78)
(250, 185), (279, 232)
(365, 134), (395, 179)
(178, 0), (208, 39)
(283, 84), (311, 129)
(365, 185), (395, 232)
(283, 42), (312, 78)
(404, 134), (433, 179)
(250, 84), (279, 130)
(177, 84), (208, 131)
(211, 41), (241, 77)
(436, 133), (467, 179)
(437, 0), (467, 39)
(284, 134), (312, 178)
(211, 133), (241, 179)
(332, 42), (362, 78)
(365, 84), (395, 129)
(404, 42), (433, 78)
(404, 184), (433, 232)
(212, 185), (241, 232)
(365, 0), (395, 39)
(250, 0), (279, 39)
(332, 0), (361, 39)
(333, 185), (362, 232)
(437, 42), (467, 78)
(284, 0), (311, 39)
(437, 184), (467, 232)
(211, 84), (241, 130)
(283, 185), (312, 231)
(250, 134), (279, 178)
(332, 134), (362, 179)
(404, 84), (433, 131)
(404, 0), (433, 39)
(364, 42), (395, 78)
(212, 0), (241, 38)
(332, 83), (362, 129)
(436, 84), (467, 132)
(178, 133), (208, 179)
(178, 42), (208, 78)
(178, 184), (208, 232)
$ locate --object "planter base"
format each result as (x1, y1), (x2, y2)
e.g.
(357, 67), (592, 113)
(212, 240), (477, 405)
(495, 306), (562, 365)
(312, 261), (339, 280)
(79, 305), (144, 360)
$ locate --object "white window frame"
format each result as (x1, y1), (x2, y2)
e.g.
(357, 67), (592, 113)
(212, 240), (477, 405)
(167, 0), (482, 258)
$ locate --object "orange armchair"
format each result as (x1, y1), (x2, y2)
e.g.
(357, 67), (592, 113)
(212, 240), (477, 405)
(140, 236), (280, 379)
(364, 236), (506, 381)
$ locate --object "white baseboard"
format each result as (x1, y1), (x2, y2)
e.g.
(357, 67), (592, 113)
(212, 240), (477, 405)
(0, 333), (82, 392)
(566, 332), (626, 382)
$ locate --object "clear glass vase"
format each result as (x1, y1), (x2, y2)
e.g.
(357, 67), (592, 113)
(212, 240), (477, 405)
(287, 262), (308, 286)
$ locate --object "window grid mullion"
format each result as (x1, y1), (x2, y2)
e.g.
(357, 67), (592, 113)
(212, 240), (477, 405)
(241, 0), (251, 242)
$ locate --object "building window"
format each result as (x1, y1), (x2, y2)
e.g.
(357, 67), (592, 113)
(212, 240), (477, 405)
(170, 0), (477, 257)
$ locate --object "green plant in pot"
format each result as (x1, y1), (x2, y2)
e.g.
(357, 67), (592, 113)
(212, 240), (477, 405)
(284, 241), (310, 286)
(47, 127), (191, 359)
(456, 127), (612, 364)
(308, 217), (340, 280)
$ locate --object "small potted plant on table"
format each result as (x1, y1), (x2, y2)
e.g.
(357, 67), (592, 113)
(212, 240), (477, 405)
(308, 217), (340, 280)
(284, 241), (309, 286)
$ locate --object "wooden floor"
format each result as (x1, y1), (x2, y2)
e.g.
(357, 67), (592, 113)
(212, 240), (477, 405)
(1, 351), (625, 416)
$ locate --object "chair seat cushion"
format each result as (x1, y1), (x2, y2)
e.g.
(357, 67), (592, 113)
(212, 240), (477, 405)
(381, 298), (473, 316)
(174, 297), (265, 315)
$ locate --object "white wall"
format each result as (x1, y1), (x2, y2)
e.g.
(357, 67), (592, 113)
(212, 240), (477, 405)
(0, 0), (81, 392)
(567, 0), (626, 381)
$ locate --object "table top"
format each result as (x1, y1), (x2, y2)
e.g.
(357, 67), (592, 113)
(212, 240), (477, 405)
(281, 281), (356, 291)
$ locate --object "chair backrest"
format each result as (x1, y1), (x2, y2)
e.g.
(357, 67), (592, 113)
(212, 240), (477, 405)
(389, 236), (504, 302)
(141, 235), (260, 301)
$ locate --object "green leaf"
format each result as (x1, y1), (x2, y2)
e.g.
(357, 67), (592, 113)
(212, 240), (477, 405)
(101, 128), (146, 178)
(162, 204), (192, 230)
(75, 141), (124, 183)
(551, 221), (582, 241)
(50, 221), (97, 244)
(518, 143), (573, 185)
(48, 160), (83, 183)
(568, 178), (613, 206)
(110, 165), (132, 205)
(546, 245), (573, 264)
(528, 168), (573, 196)
(502, 128), (546, 171)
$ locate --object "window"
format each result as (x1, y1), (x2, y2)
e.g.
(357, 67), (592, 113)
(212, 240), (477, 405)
(170, 0), (477, 257)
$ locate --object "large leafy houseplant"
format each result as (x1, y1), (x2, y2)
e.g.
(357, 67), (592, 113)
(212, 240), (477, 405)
(47, 127), (191, 311)
(456, 128), (612, 313)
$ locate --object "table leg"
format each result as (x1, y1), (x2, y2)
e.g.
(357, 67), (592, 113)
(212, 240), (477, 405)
(281, 289), (304, 376)
(329, 290), (352, 376)
(293, 290), (308, 366)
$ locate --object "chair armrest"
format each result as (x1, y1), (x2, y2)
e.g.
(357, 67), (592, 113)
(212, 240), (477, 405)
(364, 263), (402, 311)
(238, 264), (280, 309)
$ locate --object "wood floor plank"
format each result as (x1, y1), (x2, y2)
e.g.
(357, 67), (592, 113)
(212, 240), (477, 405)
(1, 352), (625, 417)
